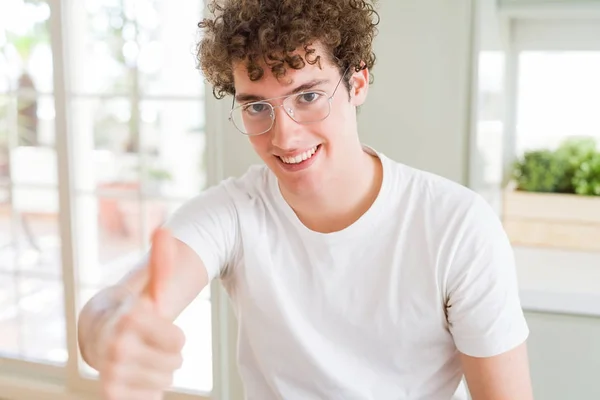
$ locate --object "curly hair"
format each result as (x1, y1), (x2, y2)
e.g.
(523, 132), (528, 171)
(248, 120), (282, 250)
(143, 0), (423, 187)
(197, 0), (380, 99)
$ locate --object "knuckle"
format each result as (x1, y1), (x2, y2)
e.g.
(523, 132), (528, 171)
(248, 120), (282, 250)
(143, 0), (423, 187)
(175, 353), (184, 369)
(172, 326), (187, 350)
(115, 311), (137, 333)
(107, 336), (131, 362)
(138, 295), (155, 310)
(169, 353), (184, 370)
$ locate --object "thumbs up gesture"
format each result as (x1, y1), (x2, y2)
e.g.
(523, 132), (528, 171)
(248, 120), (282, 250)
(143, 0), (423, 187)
(98, 228), (186, 400)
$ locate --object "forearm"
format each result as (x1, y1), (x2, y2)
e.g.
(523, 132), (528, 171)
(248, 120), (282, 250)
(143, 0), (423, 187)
(461, 343), (534, 400)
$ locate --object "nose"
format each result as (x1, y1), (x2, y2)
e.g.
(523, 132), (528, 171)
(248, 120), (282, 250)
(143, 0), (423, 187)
(269, 105), (303, 150)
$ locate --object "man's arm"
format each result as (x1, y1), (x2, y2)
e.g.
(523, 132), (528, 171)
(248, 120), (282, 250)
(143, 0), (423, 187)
(460, 342), (534, 400)
(443, 195), (534, 398)
(77, 235), (209, 369)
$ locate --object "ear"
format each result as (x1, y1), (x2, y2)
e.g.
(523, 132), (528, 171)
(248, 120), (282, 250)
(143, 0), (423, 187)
(349, 67), (369, 107)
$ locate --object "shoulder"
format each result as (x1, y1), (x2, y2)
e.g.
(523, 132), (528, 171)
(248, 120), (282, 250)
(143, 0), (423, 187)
(379, 151), (481, 214)
(381, 156), (514, 284)
(378, 151), (503, 243)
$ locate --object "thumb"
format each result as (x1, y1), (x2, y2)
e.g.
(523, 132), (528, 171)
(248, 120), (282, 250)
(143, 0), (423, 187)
(148, 227), (176, 315)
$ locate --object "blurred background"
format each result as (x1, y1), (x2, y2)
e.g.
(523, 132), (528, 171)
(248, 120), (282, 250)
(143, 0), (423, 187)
(0, 0), (599, 399)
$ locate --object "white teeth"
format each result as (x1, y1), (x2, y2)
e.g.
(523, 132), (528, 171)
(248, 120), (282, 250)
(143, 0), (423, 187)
(280, 146), (318, 164)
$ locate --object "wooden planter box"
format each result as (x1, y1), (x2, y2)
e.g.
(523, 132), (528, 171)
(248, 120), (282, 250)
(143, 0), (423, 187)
(502, 187), (600, 252)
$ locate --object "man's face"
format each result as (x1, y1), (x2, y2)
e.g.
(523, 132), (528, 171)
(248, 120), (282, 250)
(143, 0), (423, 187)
(231, 46), (369, 197)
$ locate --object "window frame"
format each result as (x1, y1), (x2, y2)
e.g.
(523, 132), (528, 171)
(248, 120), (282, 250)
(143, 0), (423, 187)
(0, 0), (234, 399)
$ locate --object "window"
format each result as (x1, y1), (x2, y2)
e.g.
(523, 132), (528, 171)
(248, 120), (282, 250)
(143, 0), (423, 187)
(0, 0), (216, 398)
(513, 20), (600, 154)
(472, 16), (600, 208)
(516, 51), (600, 153)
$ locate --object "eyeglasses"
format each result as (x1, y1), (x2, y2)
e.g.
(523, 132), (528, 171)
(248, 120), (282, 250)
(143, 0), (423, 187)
(229, 67), (350, 136)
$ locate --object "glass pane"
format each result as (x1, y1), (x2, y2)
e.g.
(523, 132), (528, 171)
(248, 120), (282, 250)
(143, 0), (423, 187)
(517, 51), (600, 153)
(18, 277), (66, 363)
(76, 194), (143, 288)
(11, 188), (61, 278)
(0, 271), (18, 358)
(70, 97), (140, 195)
(143, 199), (178, 240)
(173, 291), (212, 393)
(0, 275), (66, 363)
(0, 187), (13, 272)
(67, 0), (134, 94)
(0, 0), (53, 93)
(67, 0), (204, 96)
(136, 0), (204, 96)
(140, 100), (206, 199)
(17, 93), (55, 147)
(11, 94), (56, 187)
(0, 96), (12, 186)
(0, 187), (61, 278)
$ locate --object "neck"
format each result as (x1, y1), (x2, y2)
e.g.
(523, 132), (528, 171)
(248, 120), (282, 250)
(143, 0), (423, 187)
(281, 146), (383, 233)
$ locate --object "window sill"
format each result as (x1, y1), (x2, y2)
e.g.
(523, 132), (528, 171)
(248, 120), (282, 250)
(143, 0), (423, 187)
(0, 376), (210, 400)
(515, 246), (600, 317)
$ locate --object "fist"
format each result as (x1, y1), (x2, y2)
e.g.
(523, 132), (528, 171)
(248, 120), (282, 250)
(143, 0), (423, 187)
(99, 229), (185, 400)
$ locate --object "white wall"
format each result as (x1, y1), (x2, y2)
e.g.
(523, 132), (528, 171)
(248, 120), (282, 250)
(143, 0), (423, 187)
(525, 311), (600, 400)
(357, 0), (476, 185)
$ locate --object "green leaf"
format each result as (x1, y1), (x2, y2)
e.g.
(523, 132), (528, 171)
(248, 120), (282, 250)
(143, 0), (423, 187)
(511, 137), (600, 195)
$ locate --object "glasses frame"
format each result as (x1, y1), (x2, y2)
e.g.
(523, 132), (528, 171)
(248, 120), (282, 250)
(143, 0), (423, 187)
(229, 66), (351, 136)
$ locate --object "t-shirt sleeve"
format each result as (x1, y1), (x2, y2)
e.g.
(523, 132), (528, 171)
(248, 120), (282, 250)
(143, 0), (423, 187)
(162, 183), (239, 282)
(445, 195), (529, 358)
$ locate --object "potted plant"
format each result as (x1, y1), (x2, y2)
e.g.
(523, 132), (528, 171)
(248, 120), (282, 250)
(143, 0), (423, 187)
(502, 137), (600, 252)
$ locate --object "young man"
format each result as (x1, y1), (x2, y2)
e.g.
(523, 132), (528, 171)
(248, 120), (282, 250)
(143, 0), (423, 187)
(77, 1), (534, 399)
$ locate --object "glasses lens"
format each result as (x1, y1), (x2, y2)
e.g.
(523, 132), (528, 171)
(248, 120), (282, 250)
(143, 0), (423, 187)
(283, 92), (331, 123)
(230, 101), (273, 135)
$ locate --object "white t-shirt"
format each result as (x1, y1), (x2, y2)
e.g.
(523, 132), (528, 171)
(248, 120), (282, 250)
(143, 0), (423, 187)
(165, 147), (529, 400)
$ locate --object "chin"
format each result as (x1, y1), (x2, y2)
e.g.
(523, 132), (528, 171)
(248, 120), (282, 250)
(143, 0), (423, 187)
(281, 176), (322, 199)
(271, 163), (323, 198)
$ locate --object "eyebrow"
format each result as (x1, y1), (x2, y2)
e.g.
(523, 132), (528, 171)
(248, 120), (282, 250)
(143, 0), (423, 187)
(235, 79), (330, 103)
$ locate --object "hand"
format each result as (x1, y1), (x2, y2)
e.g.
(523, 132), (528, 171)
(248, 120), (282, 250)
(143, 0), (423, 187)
(98, 228), (186, 400)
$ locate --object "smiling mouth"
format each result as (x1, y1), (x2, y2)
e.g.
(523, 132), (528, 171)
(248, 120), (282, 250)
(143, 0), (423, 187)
(277, 144), (321, 164)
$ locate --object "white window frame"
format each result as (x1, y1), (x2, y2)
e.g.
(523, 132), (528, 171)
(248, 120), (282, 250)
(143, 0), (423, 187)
(0, 0), (238, 399)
